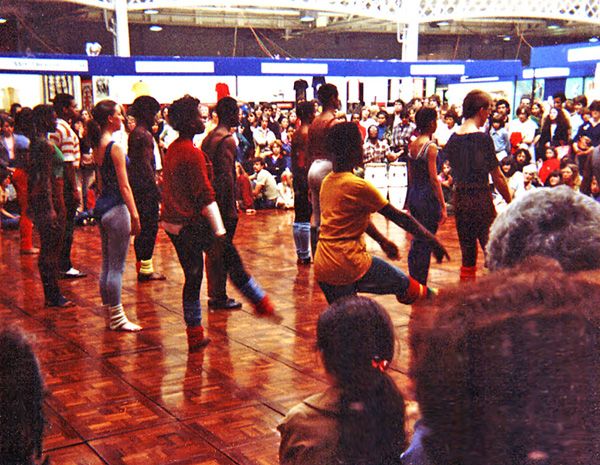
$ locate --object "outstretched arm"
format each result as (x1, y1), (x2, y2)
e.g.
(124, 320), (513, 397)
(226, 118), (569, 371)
(378, 203), (449, 263)
(366, 221), (399, 260)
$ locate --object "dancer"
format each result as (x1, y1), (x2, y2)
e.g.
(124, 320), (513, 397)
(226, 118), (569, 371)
(407, 107), (447, 285)
(162, 95), (226, 350)
(128, 95), (166, 282)
(442, 90), (511, 281)
(201, 96), (274, 314)
(27, 105), (74, 308)
(279, 296), (407, 464)
(88, 100), (142, 331)
(314, 122), (449, 305)
(307, 83), (340, 256)
(49, 93), (87, 279)
(291, 101), (315, 264)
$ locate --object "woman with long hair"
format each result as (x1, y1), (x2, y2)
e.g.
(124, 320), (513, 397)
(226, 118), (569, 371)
(407, 106), (447, 285)
(561, 162), (581, 191)
(279, 296), (407, 464)
(88, 100), (142, 331)
(442, 90), (512, 281)
(536, 106), (571, 161)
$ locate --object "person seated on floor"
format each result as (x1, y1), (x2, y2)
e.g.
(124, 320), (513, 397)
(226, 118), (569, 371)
(405, 259), (600, 464)
(561, 162), (581, 191)
(1, 326), (49, 465)
(235, 161), (255, 213)
(538, 146), (561, 185)
(512, 163), (538, 200)
(0, 166), (20, 230)
(251, 157), (278, 209)
(278, 296), (407, 465)
(543, 169), (563, 187)
(313, 122), (449, 305)
(265, 140), (287, 183)
(486, 185), (600, 272)
(276, 171), (294, 209)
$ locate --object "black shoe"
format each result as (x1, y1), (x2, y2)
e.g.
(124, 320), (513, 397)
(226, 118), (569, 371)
(208, 298), (242, 310)
(137, 272), (167, 282)
(45, 296), (76, 308)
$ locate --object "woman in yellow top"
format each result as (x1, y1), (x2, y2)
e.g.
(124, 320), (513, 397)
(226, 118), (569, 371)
(314, 122), (449, 304)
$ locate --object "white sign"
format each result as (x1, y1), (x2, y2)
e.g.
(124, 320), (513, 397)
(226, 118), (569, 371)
(0, 57), (88, 73)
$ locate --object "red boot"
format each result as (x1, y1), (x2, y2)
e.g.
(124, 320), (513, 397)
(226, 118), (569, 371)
(186, 325), (211, 352)
(398, 277), (432, 305)
(254, 295), (275, 315)
(460, 266), (477, 282)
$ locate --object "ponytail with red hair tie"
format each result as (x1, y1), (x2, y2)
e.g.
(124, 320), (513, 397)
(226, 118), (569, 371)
(371, 356), (389, 372)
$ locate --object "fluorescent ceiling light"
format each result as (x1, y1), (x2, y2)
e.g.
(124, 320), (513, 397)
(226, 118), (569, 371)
(590, 37), (599, 43)
(0, 18), (7, 24)
(144, 9), (159, 14)
(149, 25), (163, 31)
(300, 10), (315, 23)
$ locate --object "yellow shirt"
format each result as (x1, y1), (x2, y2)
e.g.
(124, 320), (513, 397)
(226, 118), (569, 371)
(314, 172), (388, 285)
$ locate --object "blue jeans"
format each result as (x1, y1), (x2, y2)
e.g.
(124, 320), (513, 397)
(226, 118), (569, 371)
(99, 204), (130, 307)
(166, 222), (213, 327)
(317, 256), (412, 304)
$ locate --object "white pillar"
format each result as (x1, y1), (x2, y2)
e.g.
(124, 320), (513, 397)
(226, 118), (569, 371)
(402, 22), (419, 61)
(399, 1), (419, 62)
(114, 0), (130, 57)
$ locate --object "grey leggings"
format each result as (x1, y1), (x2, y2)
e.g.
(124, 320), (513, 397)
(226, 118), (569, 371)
(307, 159), (333, 229)
(99, 204), (131, 306)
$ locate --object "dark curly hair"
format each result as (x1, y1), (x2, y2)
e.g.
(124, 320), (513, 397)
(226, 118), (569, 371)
(167, 95), (204, 136)
(326, 122), (363, 172)
(410, 259), (600, 464)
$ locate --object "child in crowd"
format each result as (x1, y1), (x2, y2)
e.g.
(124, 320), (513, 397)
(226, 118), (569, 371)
(538, 146), (561, 184)
(489, 112), (510, 161)
(276, 171), (294, 209)
(279, 296), (407, 464)
(437, 159), (454, 211)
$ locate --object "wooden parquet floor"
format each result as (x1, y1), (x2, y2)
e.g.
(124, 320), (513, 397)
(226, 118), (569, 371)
(0, 209), (483, 465)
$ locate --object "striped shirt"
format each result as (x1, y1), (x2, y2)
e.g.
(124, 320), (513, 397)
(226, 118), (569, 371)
(49, 118), (80, 163)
